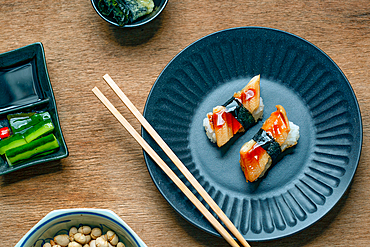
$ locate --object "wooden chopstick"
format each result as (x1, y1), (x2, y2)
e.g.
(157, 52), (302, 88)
(92, 86), (241, 247)
(101, 74), (250, 247)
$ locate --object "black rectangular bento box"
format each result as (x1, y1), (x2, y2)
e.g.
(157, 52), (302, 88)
(0, 42), (68, 175)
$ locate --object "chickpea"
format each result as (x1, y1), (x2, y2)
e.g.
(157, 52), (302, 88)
(117, 243), (125, 247)
(74, 233), (88, 245)
(69, 227), (78, 241)
(89, 240), (96, 247)
(95, 237), (109, 247)
(106, 231), (119, 246)
(86, 234), (92, 243)
(68, 242), (82, 247)
(43, 243), (52, 247)
(78, 225), (92, 235)
(90, 228), (102, 239)
(54, 234), (70, 246)
(70, 227), (78, 235)
(100, 234), (108, 241)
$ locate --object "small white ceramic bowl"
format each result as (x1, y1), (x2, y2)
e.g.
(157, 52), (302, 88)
(15, 208), (147, 247)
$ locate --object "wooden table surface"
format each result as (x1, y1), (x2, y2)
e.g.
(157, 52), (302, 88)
(1, 0), (369, 246)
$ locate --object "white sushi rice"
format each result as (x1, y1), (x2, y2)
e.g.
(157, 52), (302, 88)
(203, 116), (217, 143)
(252, 97), (264, 121)
(281, 121), (300, 151)
(257, 121), (299, 180)
(203, 97), (264, 143)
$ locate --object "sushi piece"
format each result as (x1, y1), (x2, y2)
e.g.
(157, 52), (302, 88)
(203, 75), (264, 147)
(239, 105), (300, 182)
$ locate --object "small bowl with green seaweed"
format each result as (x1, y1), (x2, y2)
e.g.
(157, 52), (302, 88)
(0, 42), (68, 175)
(91, 0), (168, 27)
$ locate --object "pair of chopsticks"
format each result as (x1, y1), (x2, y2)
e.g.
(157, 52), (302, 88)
(92, 74), (251, 247)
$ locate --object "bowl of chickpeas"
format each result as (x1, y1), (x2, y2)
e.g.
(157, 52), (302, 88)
(15, 208), (147, 247)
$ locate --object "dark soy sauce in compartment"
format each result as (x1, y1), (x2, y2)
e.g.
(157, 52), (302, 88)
(0, 59), (42, 111)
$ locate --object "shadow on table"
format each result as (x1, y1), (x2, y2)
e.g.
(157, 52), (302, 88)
(0, 160), (63, 186)
(174, 183), (352, 246)
(108, 14), (165, 47)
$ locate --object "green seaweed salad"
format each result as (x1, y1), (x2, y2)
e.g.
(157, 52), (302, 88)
(0, 111), (60, 167)
(98, 0), (155, 26)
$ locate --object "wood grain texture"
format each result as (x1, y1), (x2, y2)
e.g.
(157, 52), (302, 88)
(0, 0), (369, 246)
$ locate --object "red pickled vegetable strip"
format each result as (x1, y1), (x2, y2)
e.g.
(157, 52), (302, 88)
(0, 127), (10, 139)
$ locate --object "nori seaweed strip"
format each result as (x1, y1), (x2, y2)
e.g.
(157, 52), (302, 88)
(252, 129), (282, 162)
(223, 97), (255, 130)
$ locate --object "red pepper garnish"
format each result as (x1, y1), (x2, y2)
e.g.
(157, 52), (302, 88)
(0, 127), (10, 139)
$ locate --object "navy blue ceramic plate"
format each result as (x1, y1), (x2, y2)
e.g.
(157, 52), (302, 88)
(142, 27), (362, 241)
(0, 43), (68, 175)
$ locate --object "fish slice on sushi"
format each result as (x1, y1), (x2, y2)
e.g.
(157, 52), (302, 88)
(203, 75), (264, 147)
(239, 105), (300, 182)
